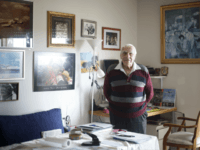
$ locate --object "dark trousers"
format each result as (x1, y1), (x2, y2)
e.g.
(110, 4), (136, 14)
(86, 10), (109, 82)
(110, 111), (148, 134)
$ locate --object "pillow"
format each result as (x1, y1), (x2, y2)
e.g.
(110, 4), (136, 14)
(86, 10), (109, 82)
(0, 108), (64, 147)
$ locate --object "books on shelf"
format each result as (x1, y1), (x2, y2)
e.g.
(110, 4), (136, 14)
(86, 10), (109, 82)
(152, 88), (176, 108)
(77, 122), (113, 133)
(152, 89), (163, 106)
(162, 89), (176, 107)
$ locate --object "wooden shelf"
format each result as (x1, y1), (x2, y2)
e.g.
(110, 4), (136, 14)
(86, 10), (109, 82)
(150, 75), (166, 89)
(150, 76), (166, 79)
(147, 107), (177, 117)
(89, 107), (177, 118)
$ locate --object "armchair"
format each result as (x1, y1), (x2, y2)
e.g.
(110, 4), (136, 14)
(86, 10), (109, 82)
(163, 111), (200, 150)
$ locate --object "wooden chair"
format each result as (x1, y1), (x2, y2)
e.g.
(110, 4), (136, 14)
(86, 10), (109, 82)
(163, 111), (200, 150)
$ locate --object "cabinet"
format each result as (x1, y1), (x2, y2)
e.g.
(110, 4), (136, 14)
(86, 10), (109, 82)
(148, 76), (171, 150)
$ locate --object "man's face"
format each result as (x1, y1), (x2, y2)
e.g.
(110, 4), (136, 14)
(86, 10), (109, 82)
(120, 46), (135, 67)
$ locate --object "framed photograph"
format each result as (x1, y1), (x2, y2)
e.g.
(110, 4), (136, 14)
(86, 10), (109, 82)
(34, 52), (75, 92)
(0, 50), (25, 80)
(102, 27), (121, 51)
(0, 0), (33, 48)
(47, 11), (75, 48)
(81, 19), (97, 38)
(161, 2), (200, 64)
(0, 83), (19, 102)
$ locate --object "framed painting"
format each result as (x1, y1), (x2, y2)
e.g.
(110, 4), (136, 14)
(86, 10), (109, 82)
(0, 0), (33, 48)
(81, 19), (97, 38)
(34, 52), (75, 92)
(161, 2), (200, 64)
(80, 52), (99, 73)
(0, 50), (25, 80)
(102, 27), (121, 51)
(47, 11), (75, 48)
(0, 83), (19, 102)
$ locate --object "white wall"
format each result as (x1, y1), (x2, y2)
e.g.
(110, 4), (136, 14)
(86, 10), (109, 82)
(137, 0), (200, 125)
(0, 0), (138, 125)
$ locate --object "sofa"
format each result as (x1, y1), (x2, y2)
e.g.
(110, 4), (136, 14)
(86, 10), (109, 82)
(0, 108), (64, 147)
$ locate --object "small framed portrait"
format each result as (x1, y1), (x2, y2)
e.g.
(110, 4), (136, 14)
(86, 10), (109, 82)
(0, 50), (25, 80)
(102, 27), (121, 51)
(34, 52), (75, 92)
(81, 19), (97, 38)
(47, 11), (75, 48)
(0, 83), (19, 102)
(161, 2), (200, 64)
(0, 0), (33, 48)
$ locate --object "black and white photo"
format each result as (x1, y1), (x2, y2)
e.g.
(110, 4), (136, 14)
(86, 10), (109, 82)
(81, 19), (97, 38)
(0, 83), (19, 101)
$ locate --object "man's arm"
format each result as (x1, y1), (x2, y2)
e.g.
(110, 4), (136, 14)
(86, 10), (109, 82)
(145, 73), (154, 103)
(103, 73), (112, 103)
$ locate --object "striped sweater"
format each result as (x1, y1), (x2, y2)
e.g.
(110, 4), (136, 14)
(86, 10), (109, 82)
(103, 63), (154, 118)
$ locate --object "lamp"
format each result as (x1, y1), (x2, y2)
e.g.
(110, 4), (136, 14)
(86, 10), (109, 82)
(96, 66), (105, 78)
(86, 39), (105, 123)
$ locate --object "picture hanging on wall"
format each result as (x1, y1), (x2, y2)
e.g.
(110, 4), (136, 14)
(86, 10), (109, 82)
(0, 0), (33, 48)
(34, 52), (75, 92)
(0, 83), (19, 102)
(47, 11), (75, 48)
(161, 2), (200, 64)
(80, 52), (99, 73)
(0, 50), (25, 80)
(81, 19), (97, 38)
(102, 27), (121, 51)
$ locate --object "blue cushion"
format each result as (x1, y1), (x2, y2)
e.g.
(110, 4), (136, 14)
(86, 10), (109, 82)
(0, 108), (64, 147)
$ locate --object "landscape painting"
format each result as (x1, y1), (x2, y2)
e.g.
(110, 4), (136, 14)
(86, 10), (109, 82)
(0, 0), (33, 48)
(0, 50), (24, 80)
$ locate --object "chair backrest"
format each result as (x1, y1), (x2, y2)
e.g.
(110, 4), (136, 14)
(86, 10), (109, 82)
(192, 111), (200, 143)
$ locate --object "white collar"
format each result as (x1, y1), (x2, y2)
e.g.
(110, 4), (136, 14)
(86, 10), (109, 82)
(114, 62), (141, 75)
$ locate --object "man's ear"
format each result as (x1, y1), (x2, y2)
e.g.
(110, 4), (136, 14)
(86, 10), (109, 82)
(133, 55), (137, 61)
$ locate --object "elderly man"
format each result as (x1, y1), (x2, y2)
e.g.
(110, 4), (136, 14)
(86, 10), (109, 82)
(103, 44), (154, 134)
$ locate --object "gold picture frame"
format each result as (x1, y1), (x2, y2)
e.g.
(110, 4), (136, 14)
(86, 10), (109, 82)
(47, 11), (75, 48)
(161, 2), (200, 64)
